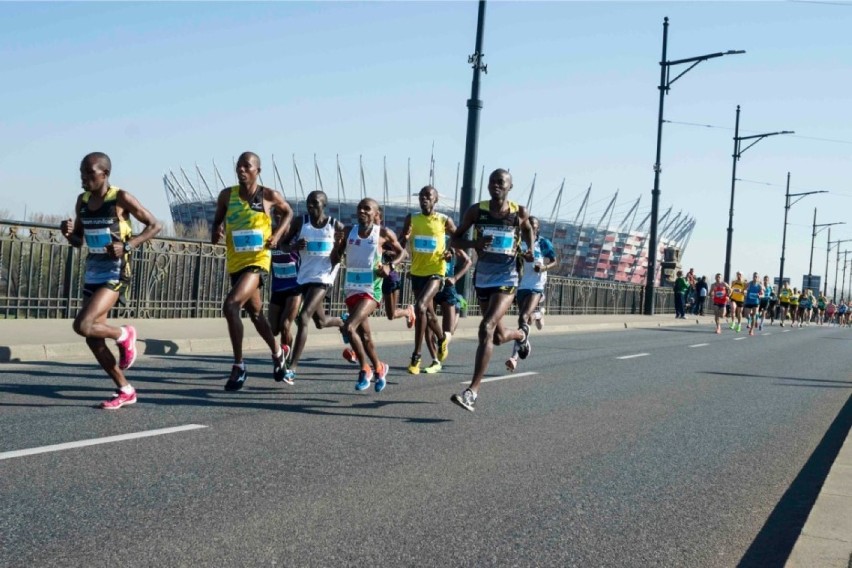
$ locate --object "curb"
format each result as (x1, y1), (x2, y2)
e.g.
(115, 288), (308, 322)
(785, 435), (852, 568)
(0, 317), (701, 363)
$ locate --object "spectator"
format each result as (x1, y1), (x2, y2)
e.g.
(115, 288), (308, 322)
(693, 275), (708, 315)
(674, 270), (689, 319)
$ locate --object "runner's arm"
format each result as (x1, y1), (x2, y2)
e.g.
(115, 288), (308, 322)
(211, 188), (229, 245)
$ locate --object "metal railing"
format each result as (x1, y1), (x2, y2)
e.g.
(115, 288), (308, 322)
(0, 219), (671, 319)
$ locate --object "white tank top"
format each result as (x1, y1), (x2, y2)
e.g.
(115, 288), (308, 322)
(296, 214), (337, 285)
(344, 224), (381, 299)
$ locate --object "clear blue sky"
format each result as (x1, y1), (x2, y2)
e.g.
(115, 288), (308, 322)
(2, 1), (851, 293)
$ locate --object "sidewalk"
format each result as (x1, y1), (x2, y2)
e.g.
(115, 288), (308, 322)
(1, 312), (849, 566)
(0, 312), (698, 363)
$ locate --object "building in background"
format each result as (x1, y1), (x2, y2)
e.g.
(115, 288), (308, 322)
(164, 159), (694, 285)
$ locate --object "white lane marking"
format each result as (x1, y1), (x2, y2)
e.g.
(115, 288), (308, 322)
(616, 353), (650, 360)
(733, 337), (746, 341)
(782, 330), (791, 333)
(462, 371), (538, 384)
(689, 343), (709, 348)
(763, 332), (772, 336)
(0, 424), (208, 461)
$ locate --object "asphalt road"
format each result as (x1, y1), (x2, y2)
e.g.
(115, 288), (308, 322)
(2, 322), (851, 567)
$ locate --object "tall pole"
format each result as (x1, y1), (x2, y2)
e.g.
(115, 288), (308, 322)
(644, 16), (669, 315)
(778, 172), (791, 288)
(834, 245), (841, 300)
(724, 105), (741, 283)
(842, 252), (848, 302)
(456, 0), (487, 309)
(808, 208), (817, 287)
(824, 228), (831, 296)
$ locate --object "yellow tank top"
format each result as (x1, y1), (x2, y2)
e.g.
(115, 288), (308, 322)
(730, 279), (746, 302)
(225, 186), (271, 274)
(409, 212), (447, 277)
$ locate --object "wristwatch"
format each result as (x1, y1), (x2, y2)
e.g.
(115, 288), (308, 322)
(124, 242), (136, 254)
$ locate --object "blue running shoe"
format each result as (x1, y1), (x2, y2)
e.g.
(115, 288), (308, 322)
(374, 362), (389, 392)
(341, 312), (351, 345)
(355, 369), (372, 391)
(282, 369), (296, 386)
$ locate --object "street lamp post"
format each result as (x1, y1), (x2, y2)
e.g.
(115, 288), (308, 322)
(778, 172), (825, 289)
(724, 106), (794, 282)
(808, 208), (844, 292)
(456, 0), (487, 311)
(644, 17), (744, 315)
(832, 240), (852, 299)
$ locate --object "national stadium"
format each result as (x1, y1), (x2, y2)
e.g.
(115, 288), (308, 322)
(163, 157), (694, 285)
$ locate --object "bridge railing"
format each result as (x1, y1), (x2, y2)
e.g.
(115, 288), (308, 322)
(0, 219), (671, 319)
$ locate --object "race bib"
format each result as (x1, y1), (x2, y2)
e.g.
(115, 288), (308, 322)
(84, 227), (112, 253)
(345, 267), (374, 292)
(482, 227), (515, 255)
(304, 238), (334, 257)
(413, 236), (438, 254)
(272, 261), (297, 280)
(231, 229), (264, 252)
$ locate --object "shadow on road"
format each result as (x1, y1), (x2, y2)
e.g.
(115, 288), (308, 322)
(738, 393), (852, 567)
(702, 370), (852, 387)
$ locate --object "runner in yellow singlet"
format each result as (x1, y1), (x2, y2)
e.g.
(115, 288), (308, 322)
(729, 271), (747, 332)
(211, 152), (293, 392)
(778, 282), (792, 326)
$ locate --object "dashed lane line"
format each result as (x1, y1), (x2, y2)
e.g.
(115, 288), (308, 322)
(616, 353), (650, 360)
(462, 371), (538, 385)
(689, 343), (709, 348)
(0, 424), (209, 461)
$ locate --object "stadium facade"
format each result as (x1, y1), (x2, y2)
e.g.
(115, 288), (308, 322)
(164, 164), (693, 285)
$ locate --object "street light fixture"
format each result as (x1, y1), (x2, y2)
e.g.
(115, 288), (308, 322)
(808, 209), (844, 292)
(829, 238), (852, 299)
(724, 105), (794, 282)
(778, 172), (825, 289)
(644, 17), (745, 315)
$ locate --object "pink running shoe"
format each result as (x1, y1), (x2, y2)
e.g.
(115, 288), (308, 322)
(100, 389), (137, 410)
(117, 325), (138, 370)
(406, 305), (416, 329)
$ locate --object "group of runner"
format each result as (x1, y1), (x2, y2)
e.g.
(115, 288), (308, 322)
(706, 271), (848, 335)
(62, 152), (557, 413)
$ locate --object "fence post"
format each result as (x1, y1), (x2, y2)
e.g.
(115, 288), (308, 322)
(63, 247), (75, 319)
(192, 245), (203, 318)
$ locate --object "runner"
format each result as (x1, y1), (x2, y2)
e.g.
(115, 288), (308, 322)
(839, 300), (849, 326)
(801, 289), (814, 326)
(282, 190), (346, 382)
(399, 186), (457, 375)
(450, 169), (534, 412)
(729, 271), (747, 332)
(423, 238), (471, 374)
(268, 242), (301, 367)
(788, 288), (800, 327)
(334, 198), (405, 392)
(61, 152), (162, 409)
(826, 298), (837, 325)
(709, 273), (731, 335)
(744, 272), (764, 336)
(211, 152), (292, 391)
(778, 282), (792, 326)
(759, 275), (776, 328)
(816, 291), (828, 325)
(378, 205), (415, 331)
(506, 216), (558, 372)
